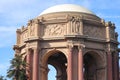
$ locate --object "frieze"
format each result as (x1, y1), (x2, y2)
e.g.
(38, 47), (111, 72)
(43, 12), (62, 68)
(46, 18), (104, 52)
(84, 25), (105, 39)
(43, 24), (66, 37)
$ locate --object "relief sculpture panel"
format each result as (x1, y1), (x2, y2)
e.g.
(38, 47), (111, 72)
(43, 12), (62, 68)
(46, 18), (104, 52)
(84, 25), (105, 39)
(43, 24), (66, 37)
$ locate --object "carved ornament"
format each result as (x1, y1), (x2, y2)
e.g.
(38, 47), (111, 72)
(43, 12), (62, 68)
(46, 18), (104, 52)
(44, 24), (66, 36)
(84, 25), (105, 38)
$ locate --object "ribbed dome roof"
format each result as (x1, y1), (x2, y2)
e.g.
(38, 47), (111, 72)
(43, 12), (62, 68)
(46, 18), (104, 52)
(40, 4), (94, 15)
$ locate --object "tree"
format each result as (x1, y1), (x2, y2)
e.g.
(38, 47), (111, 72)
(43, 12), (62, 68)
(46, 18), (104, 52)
(7, 53), (28, 80)
(0, 76), (6, 80)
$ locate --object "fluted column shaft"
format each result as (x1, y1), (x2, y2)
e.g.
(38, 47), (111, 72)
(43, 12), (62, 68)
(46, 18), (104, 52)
(78, 45), (84, 80)
(107, 51), (113, 80)
(33, 48), (39, 80)
(26, 49), (31, 80)
(113, 52), (119, 80)
(67, 46), (72, 80)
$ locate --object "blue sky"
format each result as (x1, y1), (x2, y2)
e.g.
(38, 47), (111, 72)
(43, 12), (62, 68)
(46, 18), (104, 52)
(0, 0), (120, 79)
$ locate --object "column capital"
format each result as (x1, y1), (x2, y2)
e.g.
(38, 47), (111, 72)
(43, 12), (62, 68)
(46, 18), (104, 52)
(33, 47), (40, 52)
(67, 44), (73, 48)
(27, 48), (33, 51)
(78, 44), (85, 51)
(26, 48), (33, 55)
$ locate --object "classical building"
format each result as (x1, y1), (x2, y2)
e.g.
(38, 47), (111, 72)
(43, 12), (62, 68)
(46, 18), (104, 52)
(13, 4), (120, 80)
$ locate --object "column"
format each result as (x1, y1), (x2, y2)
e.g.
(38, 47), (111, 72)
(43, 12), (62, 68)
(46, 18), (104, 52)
(26, 49), (31, 80)
(33, 48), (39, 80)
(107, 51), (113, 80)
(78, 45), (84, 80)
(113, 52), (119, 80)
(67, 45), (73, 80)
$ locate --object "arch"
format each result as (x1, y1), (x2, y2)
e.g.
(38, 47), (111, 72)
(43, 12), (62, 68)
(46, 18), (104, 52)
(84, 50), (104, 66)
(83, 50), (105, 80)
(41, 49), (67, 80)
(42, 49), (67, 66)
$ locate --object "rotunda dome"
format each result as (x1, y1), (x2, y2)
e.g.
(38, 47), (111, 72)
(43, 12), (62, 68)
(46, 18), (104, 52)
(40, 4), (94, 15)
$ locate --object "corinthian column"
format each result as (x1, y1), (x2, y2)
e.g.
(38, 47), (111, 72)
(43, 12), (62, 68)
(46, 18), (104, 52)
(33, 48), (39, 80)
(26, 49), (32, 80)
(67, 45), (73, 80)
(78, 44), (84, 80)
(107, 51), (113, 80)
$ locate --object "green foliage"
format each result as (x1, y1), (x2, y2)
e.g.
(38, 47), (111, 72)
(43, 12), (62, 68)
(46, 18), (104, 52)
(0, 76), (6, 80)
(7, 53), (28, 80)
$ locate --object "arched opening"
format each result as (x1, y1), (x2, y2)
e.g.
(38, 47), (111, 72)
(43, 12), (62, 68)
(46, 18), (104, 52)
(47, 51), (67, 80)
(84, 53), (97, 80)
(83, 51), (105, 80)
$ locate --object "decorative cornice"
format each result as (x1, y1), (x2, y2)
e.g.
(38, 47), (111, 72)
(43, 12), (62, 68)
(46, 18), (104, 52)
(105, 21), (115, 29)
(83, 18), (103, 26)
(43, 18), (67, 24)
(105, 21), (112, 27)
(106, 39), (119, 45)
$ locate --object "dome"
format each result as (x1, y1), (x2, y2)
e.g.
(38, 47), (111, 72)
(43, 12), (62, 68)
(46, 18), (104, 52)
(40, 4), (94, 15)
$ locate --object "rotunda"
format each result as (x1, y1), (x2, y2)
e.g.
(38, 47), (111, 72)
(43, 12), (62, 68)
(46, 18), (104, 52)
(14, 4), (119, 80)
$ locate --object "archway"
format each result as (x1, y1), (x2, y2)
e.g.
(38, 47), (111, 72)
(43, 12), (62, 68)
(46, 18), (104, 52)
(47, 51), (67, 80)
(83, 51), (105, 80)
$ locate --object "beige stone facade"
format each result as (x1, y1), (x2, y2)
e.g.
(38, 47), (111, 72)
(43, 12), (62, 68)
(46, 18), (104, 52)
(13, 4), (119, 80)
